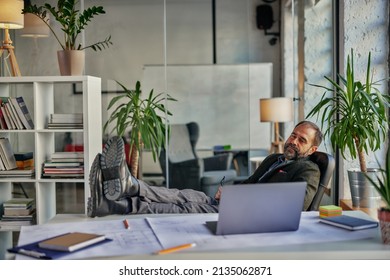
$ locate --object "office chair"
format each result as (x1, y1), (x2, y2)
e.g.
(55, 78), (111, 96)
(159, 122), (237, 195)
(307, 151), (335, 211)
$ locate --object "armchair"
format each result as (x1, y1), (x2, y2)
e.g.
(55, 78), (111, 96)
(159, 122), (237, 196)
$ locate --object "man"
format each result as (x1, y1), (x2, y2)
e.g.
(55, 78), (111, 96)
(88, 120), (322, 217)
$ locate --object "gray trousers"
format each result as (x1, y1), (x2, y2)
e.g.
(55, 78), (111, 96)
(129, 181), (219, 214)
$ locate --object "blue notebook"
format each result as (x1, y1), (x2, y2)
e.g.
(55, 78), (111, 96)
(319, 215), (379, 231)
(8, 233), (112, 259)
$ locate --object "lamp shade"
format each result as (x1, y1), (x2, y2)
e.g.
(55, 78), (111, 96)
(259, 97), (293, 122)
(20, 13), (50, 37)
(0, 0), (24, 29)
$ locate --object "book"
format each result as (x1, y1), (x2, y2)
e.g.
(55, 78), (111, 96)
(4, 206), (34, 216)
(43, 161), (82, 167)
(0, 104), (10, 129)
(0, 166), (35, 177)
(16, 158), (34, 169)
(319, 215), (379, 230)
(3, 102), (16, 129)
(11, 97), (34, 129)
(3, 198), (35, 208)
(0, 138), (17, 170)
(0, 154), (5, 170)
(38, 232), (106, 252)
(14, 151), (34, 161)
(7, 98), (24, 129)
(0, 100), (7, 129)
(51, 152), (84, 159)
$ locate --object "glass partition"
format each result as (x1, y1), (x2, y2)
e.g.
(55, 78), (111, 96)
(14, 0), (332, 197)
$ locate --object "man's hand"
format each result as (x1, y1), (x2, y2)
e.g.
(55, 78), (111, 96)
(214, 186), (222, 200)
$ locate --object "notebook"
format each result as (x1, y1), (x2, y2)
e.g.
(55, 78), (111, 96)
(206, 182), (307, 235)
(319, 215), (379, 230)
(38, 232), (106, 252)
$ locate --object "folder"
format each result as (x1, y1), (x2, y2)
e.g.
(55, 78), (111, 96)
(8, 233), (112, 259)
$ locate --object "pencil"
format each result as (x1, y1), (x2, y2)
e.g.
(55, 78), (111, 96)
(156, 243), (196, 255)
(123, 219), (130, 230)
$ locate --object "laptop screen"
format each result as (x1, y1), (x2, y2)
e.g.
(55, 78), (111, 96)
(208, 182), (306, 235)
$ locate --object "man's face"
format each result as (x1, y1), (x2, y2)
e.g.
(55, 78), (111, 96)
(284, 124), (318, 160)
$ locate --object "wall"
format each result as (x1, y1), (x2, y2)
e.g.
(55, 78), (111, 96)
(340, 0), (389, 200)
(13, 0), (280, 125)
(9, 0), (281, 178)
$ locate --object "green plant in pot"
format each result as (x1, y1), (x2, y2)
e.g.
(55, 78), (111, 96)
(104, 80), (176, 178)
(306, 48), (390, 208)
(364, 147), (390, 244)
(23, 0), (113, 75)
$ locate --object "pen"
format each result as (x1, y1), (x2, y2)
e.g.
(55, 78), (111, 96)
(18, 249), (50, 259)
(156, 243), (196, 255)
(123, 219), (130, 230)
(220, 176), (225, 187)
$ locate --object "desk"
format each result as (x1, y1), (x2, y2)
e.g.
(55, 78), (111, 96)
(10, 211), (390, 260)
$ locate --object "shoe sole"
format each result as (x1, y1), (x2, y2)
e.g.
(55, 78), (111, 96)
(87, 154), (101, 217)
(101, 137), (125, 200)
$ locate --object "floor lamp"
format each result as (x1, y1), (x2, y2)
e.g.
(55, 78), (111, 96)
(0, 0), (24, 77)
(260, 97), (293, 154)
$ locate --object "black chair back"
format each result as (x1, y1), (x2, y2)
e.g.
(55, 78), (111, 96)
(308, 151), (335, 211)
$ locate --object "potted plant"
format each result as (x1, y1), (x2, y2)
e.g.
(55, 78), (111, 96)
(306, 48), (390, 207)
(23, 0), (113, 75)
(104, 80), (176, 177)
(364, 146), (390, 244)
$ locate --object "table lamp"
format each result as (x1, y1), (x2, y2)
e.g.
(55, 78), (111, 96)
(0, 0), (24, 76)
(19, 12), (50, 75)
(260, 97), (293, 154)
(20, 13), (50, 38)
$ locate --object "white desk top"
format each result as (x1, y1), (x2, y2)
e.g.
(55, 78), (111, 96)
(11, 210), (390, 260)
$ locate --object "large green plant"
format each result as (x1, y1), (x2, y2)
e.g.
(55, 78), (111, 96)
(23, 0), (112, 51)
(307, 49), (390, 173)
(104, 80), (176, 176)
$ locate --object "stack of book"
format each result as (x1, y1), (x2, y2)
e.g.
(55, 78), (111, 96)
(47, 113), (83, 129)
(0, 198), (36, 230)
(42, 152), (84, 178)
(0, 96), (34, 130)
(15, 151), (34, 169)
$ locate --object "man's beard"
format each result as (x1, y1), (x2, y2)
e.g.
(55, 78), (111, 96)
(284, 143), (312, 160)
(284, 143), (299, 160)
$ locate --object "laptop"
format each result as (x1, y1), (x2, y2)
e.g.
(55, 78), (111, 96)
(206, 182), (307, 235)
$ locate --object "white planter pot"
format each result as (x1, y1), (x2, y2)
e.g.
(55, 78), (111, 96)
(57, 50), (85, 76)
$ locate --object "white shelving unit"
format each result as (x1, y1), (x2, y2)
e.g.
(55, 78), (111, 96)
(0, 76), (102, 259)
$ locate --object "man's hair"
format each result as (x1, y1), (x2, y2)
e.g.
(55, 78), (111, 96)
(294, 120), (323, 147)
